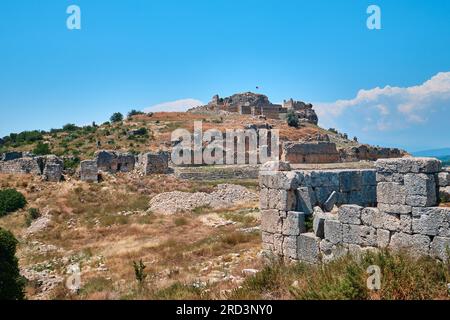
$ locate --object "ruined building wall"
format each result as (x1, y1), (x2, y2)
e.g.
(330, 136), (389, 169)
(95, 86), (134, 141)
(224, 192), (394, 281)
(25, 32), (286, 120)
(282, 142), (340, 164)
(260, 158), (450, 263)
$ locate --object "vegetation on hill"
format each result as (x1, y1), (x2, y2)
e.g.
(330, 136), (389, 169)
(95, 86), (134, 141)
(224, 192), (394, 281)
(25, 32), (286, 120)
(0, 228), (25, 300)
(0, 189), (27, 217)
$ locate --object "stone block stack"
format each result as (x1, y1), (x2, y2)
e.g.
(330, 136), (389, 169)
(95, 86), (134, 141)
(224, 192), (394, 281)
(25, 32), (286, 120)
(260, 158), (450, 264)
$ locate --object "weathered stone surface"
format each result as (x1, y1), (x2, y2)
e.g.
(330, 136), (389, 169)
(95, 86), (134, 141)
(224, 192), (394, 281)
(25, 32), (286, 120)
(430, 236), (450, 261)
(320, 240), (348, 263)
(338, 205), (362, 225)
(440, 187), (450, 203)
(261, 210), (283, 234)
(338, 171), (361, 192)
(297, 233), (321, 264)
(361, 186), (377, 206)
(297, 187), (316, 215)
(260, 188), (296, 211)
(0, 157), (41, 175)
(282, 142), (339, 164)
(380, 212), (412, 234)
(323, 191), (338, 212)
(95, 150), (136, 173)
(412, 207), (449, 236)
(361, 207), (379, 227)
(378, 203), (412, 215)
(273, 234), (284, 256)
(282, 211), (306, 236)
(314, 186), (338, 205)
(404, 173), (437, 207)
(283, 236), (299, 259)
(137, 152), (169, 175)
(42, 156), (63, 182)
(377, 182), (407, 205)
(361, 170), (377, 186)
(377, 229), (391, 248)
(80, 160), (98, 183)
(438, 172), (450, 187)
(309, 171), (339, 188)
(259, 171), (300, 190)
(389, 233), (431, 256)
(376, 158), (442, 174)
(260, 161), (291, 172)
(324, 219), (343, 245)
(376, 172), (404, 183)
(262, 232), (274, 245)
(342, 224), (377, 247)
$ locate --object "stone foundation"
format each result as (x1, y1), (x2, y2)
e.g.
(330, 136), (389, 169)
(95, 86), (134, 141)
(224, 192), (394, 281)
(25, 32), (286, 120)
(137, 152), (170, 175)
(260, 158), (450, 263)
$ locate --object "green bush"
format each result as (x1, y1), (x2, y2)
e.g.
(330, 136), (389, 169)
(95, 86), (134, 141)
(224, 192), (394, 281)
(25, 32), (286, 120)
(110, 112), (124, 123)
(25, 208), (41, 227)
(0, 228), (26, 300)
(33, 142), (51, 155)
(127, 109), (144, 118)
(0, 189), (27, 217)
(63, 157), (81, 170)
(62, 123), (80, 132)
(287, 110), (299, 128)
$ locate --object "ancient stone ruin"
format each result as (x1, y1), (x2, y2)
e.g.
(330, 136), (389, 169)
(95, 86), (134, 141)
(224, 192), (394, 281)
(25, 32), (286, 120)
(79, 150), (170, 182)
(260, 158), (450, 263)
(190, 92), (319, 124)
(0, 153), (64, 182)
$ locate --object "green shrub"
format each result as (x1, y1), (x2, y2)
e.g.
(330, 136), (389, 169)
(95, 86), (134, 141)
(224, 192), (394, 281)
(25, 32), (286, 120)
(0, 189), (27, 217)
(33, 142), (51, 155)
(63, 157), (81, 170)
(287, 110), (299, 128)
(25, 208), (41, 227)
(133, 259), (147, 286)
(110, 112), (124, 123)
(127, 110), (144, 118)
(0, 228), (26, 300)
(62, 123), (80, 132)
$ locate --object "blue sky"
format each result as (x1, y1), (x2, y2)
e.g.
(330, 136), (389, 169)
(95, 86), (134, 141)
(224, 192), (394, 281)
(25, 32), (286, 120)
(1, 0), (450, 152)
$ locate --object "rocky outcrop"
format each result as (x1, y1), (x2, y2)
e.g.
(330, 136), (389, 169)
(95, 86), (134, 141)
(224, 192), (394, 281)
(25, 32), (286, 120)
(148, 184), (258, 215)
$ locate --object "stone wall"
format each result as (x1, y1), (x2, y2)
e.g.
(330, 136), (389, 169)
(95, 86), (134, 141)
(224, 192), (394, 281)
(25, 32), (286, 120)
(339, 145), (405, 162)
(95, 150), (136, 173)
(281, 142), (340, 164)
(175, 165), (259, 181)
(137, 152), (170, 175)
(80, 160), (99, 183)
(0, 155), (63, 182)
(260, 158), (450, 263)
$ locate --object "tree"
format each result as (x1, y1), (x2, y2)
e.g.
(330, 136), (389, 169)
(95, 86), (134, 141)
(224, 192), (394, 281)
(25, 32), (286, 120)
(0, 189), (27, 217)
(0, 228), (26, 300)
(127, 109), (144, 118)
(33, 142), (51, 155)
(287, 110), (299, 128)
(110, 112), (124, 123)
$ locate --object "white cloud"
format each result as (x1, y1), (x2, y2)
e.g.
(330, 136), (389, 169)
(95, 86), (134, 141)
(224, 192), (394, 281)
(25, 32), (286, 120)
(144, 98), (204, 112)
(314, 72), (450, 150)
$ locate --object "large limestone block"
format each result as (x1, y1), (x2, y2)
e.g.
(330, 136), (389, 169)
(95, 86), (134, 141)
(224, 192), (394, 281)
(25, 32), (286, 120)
(260, 189), (296, 211)
(297, 186), (316, 215)
(314, 186), (338, 205)
(324, 219), (343, 245)
(261, 210), (283, 234)
(282, 211), (306, 236)
(338, 205), (363, 225)
(320, 240), (348, 263)
(313, 211), (336, 238)
(323, 191), (338, 212)
(412, 207), (449, 236)
(80, 160), (98, 183)
(378, 203), (412, 215)
(283, 236), (299, 259)
(260, 161), (291, 172)
(338, 170), (362, 192)
(438, 172), (450, 187)
(342, 224), (377, 247)
(404, 173), (437, 207)
(389, 233), (431, 257)
(430, 236), (450, 261)
(259, 171), (300, 190)
(376, 158), (441, 174)
(297, 233), (321, 264)
(361, 170), (377, 186)
(377, 229), (391, 248)
(377, 182), (407, 205)
(309, 171), (339, 188)
(376, 172), (404, 184)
